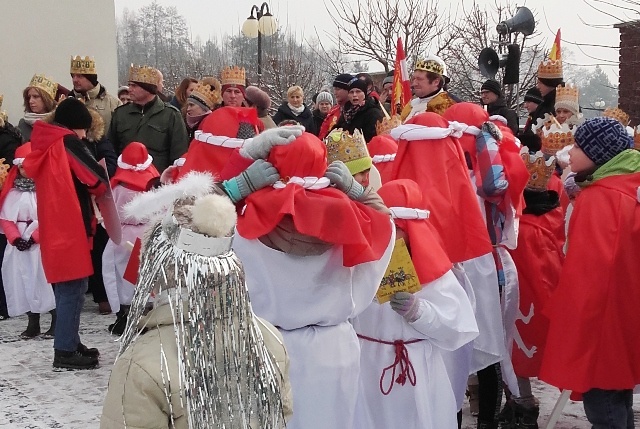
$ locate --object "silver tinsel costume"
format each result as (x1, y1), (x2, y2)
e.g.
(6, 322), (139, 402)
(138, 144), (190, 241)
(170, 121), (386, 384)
(114, 182), (286, 429)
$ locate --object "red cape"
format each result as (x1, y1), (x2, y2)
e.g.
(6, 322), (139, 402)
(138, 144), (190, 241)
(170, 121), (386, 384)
(508, 209), (565, 377)
(391, 113), (492, 263)
(318, 104), (341, 140)
(539, 172), (640, 392)
(368, 134), (397, 185)
(21, 122), (93, 283)
(548, 173), (570, 214)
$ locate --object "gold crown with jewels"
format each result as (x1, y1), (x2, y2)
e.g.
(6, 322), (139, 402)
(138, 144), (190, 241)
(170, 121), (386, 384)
(376, 115), (402, 135)
(520, 147), (556, 191)
(70, 55), (96, 75)
(414, 58), (444, 75)
(220, 66), (246, 87)
(28, 74), (58, 101)
(325, 128), (372, 175)
(128, 64), (160, 86)
(603, 107), (630, 126)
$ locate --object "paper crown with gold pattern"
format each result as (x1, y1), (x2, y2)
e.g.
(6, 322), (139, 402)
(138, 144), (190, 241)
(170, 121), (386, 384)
(0, 158), (9, 189)
(376, 115), (402, 135)
(70, 56), (97, 75)
(128, 64), (160, 86)
(535, 115), (580, 156)
(325, 128), (372, 175)
(520, 147), (556, 191)
(538, 57), (563, 80)
(603, 107), (630, 126)
(28, 74), (58, 101)
(221, 66), (246, 87)
(554, 84), (579, 114)
(414, 58), (444, 76)
(189, 77), (222, 110)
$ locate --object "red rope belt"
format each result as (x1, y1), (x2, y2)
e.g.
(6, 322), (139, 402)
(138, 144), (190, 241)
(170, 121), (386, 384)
(357, 334), (422, 395)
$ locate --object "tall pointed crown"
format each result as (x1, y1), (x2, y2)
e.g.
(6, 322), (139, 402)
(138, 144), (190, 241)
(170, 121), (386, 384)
(520, 147), (556, 191)
(325, 128), (372, 175)
(603, 107), (630, 126)
(28, 74), (58, 101)
(128, 64), (160, 86)
(376, 115), (402, 135)
(221, 66), (246, 87)
(414, 58), (444, 75)
(70, 55), (97, 75)
(535, 114), (580, 157)
(537, 58), (563, 80)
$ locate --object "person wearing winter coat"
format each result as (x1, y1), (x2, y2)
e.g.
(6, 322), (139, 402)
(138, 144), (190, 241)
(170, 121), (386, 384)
(272, 86), (316, 133)
(18, 74), (58, 143)
(480, 79), (519, 135)
(331, 78), (384, 143)
(245, 85), (276, 130)
(312, 91), (333, 137)
(69, 56), (121, 128)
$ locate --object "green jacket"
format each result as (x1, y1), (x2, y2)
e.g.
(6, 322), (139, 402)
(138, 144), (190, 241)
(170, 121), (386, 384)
(108, 96), (188, 172)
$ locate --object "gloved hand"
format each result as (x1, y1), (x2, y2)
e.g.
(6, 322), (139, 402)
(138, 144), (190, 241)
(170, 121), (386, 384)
(389, 292), (421, 323)
(223, 159), (280, 203)
(240, 125), (305, 160)
(325, 161), (364, 200)
(160, 165), (179, 185)
(12, 237), (32, 251)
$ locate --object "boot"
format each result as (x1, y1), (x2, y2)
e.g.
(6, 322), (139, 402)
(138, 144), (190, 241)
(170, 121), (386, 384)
(41, 309), (56, 339)
(98, 301), (112, 315)
(498, 399), (517, 428)
(108, 305), (129, 336)
(467, 376), (480, 417)
(478, 421), (498, 429)
(514, 404), (539, 429)
(77, 343), (100, 358)
(53, 349), (98, 370)
(20, 312), (41, 339)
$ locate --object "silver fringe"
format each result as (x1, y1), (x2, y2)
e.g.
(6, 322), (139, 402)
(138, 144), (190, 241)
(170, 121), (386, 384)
(119, 222), (284, 429)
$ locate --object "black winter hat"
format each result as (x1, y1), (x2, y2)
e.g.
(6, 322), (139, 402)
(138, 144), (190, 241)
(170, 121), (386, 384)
(133, 81), (158, 95)
(524, 87), (543, 104)
(333, 73), (354, 91)
(538, 77), (564, 89)
(481, 79), (502, 97)
(348, 77), (369, 93)
(54, 97), (92, 130)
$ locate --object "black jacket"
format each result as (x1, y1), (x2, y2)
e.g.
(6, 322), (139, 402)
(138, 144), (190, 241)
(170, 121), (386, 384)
(272, 103), (316, 134)
(332, 97), (384, 143)
(487, 98), (519, 135)
(0, 121), (22, 165)
(519, 89), (557, 152)
(312, 109), (326, 137)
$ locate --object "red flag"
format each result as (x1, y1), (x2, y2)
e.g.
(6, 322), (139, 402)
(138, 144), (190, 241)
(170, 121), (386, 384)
(549, 28), (561, 61)
(392, 38), (412, 116)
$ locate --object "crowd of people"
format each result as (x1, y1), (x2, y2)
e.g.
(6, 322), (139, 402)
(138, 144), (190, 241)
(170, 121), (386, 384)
(0, 49), (639, 429)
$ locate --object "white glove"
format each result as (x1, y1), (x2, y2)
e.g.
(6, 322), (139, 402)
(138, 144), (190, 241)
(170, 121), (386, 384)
(240, 125), (305, 160)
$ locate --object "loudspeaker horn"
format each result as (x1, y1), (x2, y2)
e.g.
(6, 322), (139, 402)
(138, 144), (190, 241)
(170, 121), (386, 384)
(478, 47), (500, 79)
(496, 6), (535, 36)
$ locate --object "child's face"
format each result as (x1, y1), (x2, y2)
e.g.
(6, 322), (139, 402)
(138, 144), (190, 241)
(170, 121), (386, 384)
(555, 108), (573, 124)
(18, 165), (27, 178)
(569, 145), (596, 174)
(353, 169), (370, 187)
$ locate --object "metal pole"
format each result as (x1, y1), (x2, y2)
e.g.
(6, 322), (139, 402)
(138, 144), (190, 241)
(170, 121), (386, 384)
(258, 29), (262, 79)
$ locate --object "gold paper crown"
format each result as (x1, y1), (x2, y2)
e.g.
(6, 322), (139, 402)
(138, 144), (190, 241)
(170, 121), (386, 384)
(128, 64), (160, 86)
(325, 128), (371, 175)
(190, 77), (222, 110)
(538, 120), (579, 156)
(221, 66), (246, 87)
(376, 115), (402, 135)
(70, 55), (97, 75)
(537, 58), (563, 80)
(555, 84), (578, 104)
(28, 74), (58, 101)
(520, 147), (556, 191)
(603, 107), (630, 126)
(414, 58), (444, 75)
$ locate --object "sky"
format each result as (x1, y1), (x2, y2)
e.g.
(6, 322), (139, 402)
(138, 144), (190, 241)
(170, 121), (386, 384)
(113, 0), (628, 81)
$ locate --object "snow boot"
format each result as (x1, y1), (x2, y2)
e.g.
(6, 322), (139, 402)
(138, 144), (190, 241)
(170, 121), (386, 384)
(108, 305), (129, 336)
(77, 343), (100, 358)
(20, 312), (41, 339)
(41, 309), (56, 339)
(53, 349), (98, 370)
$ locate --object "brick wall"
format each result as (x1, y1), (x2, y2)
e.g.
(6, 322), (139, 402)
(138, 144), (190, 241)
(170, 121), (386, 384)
(616, 21), (640, 125)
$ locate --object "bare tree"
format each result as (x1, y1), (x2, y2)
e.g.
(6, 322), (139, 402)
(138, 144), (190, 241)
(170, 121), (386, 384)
(323, 0), (453, 72)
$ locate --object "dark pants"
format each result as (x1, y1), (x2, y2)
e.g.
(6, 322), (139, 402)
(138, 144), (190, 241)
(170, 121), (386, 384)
(477, 362), (503, 425)
(53, 278), (88, 352)
(0, 234), (8, 317)
(88, 224), (108, 303)
(583, 388), (634, 429)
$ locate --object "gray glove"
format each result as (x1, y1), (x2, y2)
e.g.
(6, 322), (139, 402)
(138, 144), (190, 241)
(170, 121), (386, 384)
(325, 160), (364, 200)
(223, 159), (280, 203)
(240, 125), (305, 160)
(389, 292), (421, 323)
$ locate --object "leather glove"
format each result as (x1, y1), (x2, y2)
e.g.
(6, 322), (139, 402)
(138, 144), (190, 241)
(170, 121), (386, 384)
(223, 159), (280, 203)
(13, 238), (32, 251)
(240, 125), (305, 160)
(325, 161), (364, 200)
(389, 292), (421, 323)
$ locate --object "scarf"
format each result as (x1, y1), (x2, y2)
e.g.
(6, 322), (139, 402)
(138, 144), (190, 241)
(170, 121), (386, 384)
(22, 112), (49, 126)
(186, 110), (210, 129)
(13, 175), (36, 192)
(342, 102), (364, 124)
(288, 103), (305, 116)
(578, 149), (640, 188)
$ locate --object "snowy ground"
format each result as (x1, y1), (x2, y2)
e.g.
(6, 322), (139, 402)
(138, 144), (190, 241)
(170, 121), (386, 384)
(0, 300), (636, 428)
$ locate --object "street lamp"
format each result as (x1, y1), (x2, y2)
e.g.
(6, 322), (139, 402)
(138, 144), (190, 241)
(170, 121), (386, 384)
(241, 2), (277, 78)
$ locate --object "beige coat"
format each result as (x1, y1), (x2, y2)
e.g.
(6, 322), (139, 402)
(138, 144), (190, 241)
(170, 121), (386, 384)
(71, 84), (121, 130)
(100, 303), (293, 429)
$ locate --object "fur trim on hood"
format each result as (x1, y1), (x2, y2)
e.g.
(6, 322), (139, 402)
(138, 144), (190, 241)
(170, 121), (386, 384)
(42, 105), (105, 142)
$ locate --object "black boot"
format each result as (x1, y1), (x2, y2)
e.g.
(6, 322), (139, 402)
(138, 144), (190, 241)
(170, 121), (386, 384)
(108, 305), (129, 336)
(53, 349), (98, 370)
(77, 343), (100, 358)
(42, 309), (56, 339)
(514, 404), (539, 429)
(478, 421), (498, 429)
(498, 399), (517, 428)
(20, 312), (41, 339)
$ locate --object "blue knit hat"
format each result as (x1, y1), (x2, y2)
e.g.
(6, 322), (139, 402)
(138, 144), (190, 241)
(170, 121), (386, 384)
(574, 117), (634, 166)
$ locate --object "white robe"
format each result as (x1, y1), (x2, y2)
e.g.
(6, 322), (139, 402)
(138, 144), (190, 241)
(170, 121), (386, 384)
(102, 186), (147, 311)
(233, 225), (395, 429)
(0, 188), (54, 316)
(403, 90), (444, 122)
(351, 270), (478, 429)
